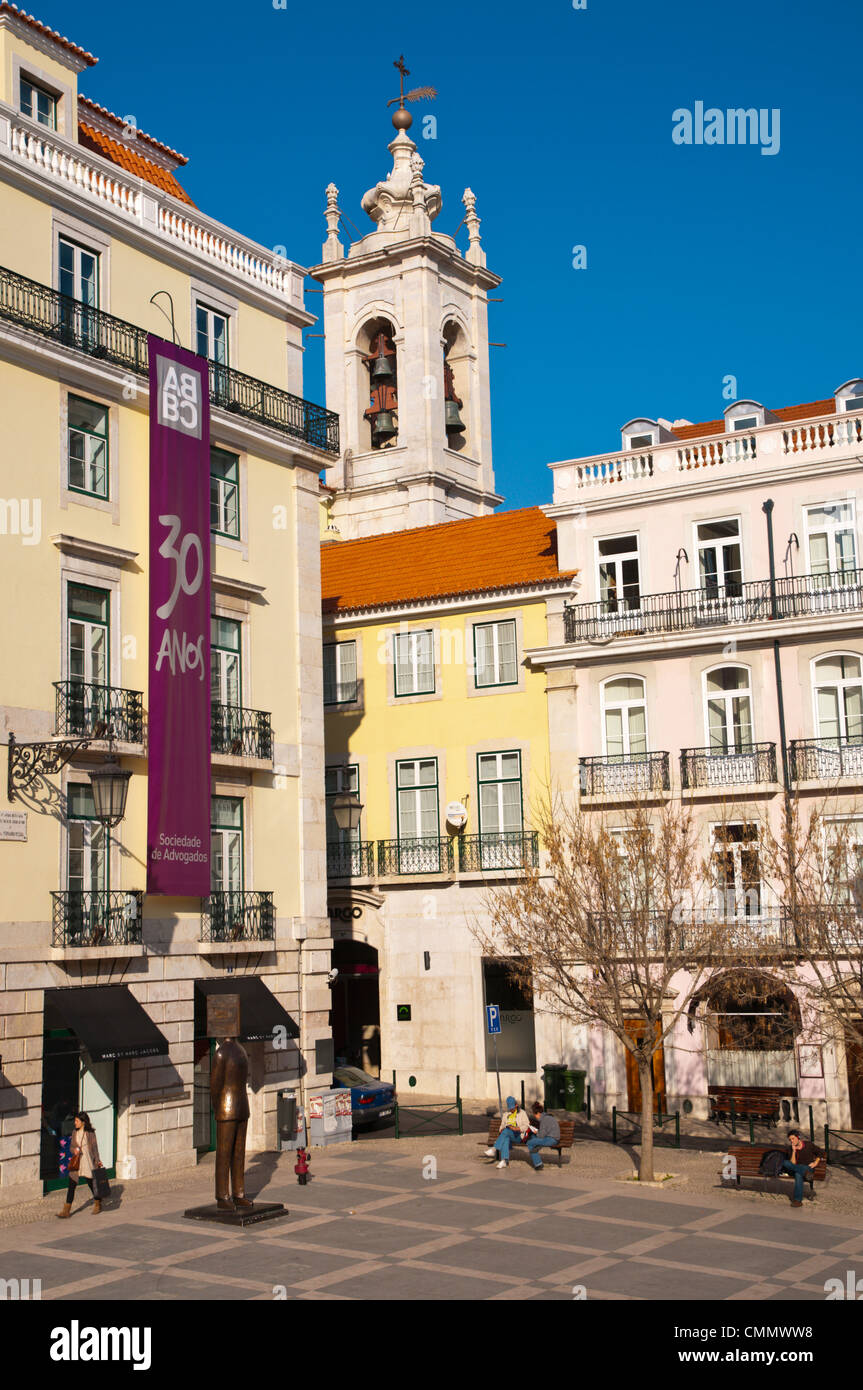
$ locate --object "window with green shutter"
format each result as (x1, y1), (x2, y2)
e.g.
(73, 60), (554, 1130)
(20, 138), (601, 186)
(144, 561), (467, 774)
(477, 751), (523, 836)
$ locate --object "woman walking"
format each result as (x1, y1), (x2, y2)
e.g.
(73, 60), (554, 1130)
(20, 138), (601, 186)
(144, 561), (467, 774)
(57, 1111), (104, 1218)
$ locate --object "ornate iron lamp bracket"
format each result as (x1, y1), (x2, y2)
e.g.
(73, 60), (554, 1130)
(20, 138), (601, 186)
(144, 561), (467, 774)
(6, 730), (94, 803)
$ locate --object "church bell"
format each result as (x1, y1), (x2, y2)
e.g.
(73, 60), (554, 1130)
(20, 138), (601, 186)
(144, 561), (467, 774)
(445, 399), (465, 434)
(371, 349), (394, 383)
(372, 410), (397, 442)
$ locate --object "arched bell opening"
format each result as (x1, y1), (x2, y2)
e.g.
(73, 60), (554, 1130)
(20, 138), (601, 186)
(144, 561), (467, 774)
(359, 317), (398, 451)
(442, 320), (469, 453)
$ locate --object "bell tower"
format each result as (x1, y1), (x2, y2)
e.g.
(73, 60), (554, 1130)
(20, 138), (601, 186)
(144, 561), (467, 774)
(310, 60), (502, 539)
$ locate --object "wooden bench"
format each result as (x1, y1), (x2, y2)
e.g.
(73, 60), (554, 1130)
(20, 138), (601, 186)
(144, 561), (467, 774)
(486, 1117), (576, 1167)
(724, 1144), (827, 1198)
(709, 1087), (783, 1126)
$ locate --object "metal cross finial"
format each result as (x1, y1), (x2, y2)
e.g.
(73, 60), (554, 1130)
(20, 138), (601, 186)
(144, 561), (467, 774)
(394, 55), (410, 105)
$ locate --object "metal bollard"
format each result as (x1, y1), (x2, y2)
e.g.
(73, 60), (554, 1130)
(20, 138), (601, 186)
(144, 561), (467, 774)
(612, 1107), (617, 1144)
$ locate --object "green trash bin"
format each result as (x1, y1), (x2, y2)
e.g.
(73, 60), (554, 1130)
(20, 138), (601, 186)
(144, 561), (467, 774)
(542, 1064), (566, 1110)
(563, 1069), (586, 1113)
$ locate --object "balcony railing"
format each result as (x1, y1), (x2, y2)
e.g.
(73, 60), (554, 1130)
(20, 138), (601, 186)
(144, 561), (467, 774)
(211, 703), (273, 761)
(457, 831), (539, 872)
(788, 737), (863, 783)
(54, 680), (144, 745)
(580, 752), (670, 798)
(377, 837), (454, 876)
(586, 908), (807, 956)
(201, 890), (275, 943)
(326, 841), (375, 878)
(51, 890), (143, 948)
(681, 743), (777, 790)
(564, 569), (863, 642)
(0, 265), (339, 454)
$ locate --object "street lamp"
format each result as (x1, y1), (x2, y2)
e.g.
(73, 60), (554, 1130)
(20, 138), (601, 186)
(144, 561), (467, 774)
(88, 758), (133, 828)
(332, 791), (363, 834)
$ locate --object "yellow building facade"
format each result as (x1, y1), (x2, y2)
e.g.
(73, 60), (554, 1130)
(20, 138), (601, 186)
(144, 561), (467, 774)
(0, 8), (336, 1204)
(321, 510), (574, 1099)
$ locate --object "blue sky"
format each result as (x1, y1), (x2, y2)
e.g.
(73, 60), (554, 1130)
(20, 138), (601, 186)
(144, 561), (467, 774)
(50, 0), (863, 508)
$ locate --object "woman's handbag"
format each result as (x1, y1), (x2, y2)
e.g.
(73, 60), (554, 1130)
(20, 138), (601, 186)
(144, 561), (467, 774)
(69, 1150), (80, 1173)
(92, 1166), (111, 1200)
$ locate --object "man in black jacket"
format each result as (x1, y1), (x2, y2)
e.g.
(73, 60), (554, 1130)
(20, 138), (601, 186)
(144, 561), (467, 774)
(781, 1129), (823, 1207)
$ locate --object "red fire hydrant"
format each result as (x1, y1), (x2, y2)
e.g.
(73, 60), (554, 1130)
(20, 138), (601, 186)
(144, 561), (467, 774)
(294, 1147), (310, 1185)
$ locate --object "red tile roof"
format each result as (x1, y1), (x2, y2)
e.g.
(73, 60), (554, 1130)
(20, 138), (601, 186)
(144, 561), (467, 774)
(0, 3), (97, 64)
(78, 98), (188, 165)
(78, 122), (196, 206)
(322, 507), (573, 614)
(671, 399), (836, 441)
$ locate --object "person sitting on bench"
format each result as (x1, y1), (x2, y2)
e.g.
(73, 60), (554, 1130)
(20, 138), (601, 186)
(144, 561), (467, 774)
(485, 1096), (530, 1168)
(526, 1101), (560, 1171)
(782, 1129), (823, 1207)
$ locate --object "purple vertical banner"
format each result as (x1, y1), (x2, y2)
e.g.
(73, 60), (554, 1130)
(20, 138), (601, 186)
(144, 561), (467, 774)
(147, 335), (211, 895)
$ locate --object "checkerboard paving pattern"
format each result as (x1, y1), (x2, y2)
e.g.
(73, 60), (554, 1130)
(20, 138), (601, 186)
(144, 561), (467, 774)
(3, 1150), (862, 1301)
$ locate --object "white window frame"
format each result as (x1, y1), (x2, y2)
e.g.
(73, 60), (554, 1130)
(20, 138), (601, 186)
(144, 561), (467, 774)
(395, 757), (439, 841)
(473, 619), (518, 689)
(325, 764), (361, 845)
(393, 629), (435, 698)
(595, 532), (642, 613)
(703, 664), (754, 752)
(19, 74), (57, 129)
(694, 516), (744, 597)
(324, 640), (359, 705)
(600, 675), (649, 759)
(804, 500), (858, 579)
(710, 820), (763, 919)
(196, 303), (230, 365)
(812, 652), (863, 743)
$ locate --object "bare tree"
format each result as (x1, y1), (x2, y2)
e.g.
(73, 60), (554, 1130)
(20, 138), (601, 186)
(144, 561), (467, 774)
(474, 794), (764, 1182)
(759, 795), (863, 1105)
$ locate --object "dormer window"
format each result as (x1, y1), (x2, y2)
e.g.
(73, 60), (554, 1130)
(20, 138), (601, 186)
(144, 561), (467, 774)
(835, 380), (863, 414)
(724, 401), (769, 433)
(621, 418), (662, 451)
(20, 76), (57, 130)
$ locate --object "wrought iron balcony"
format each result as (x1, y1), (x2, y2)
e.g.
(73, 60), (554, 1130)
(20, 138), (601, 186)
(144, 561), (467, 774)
(788, 737), (863, 783)
(0, 264), (339, 454)
(377, 837), (454, 876)
(326, 840), (375, 878)
(201, 890), (275, 943)
(680, 743), (777, 790)
(457, 831), (539, 872)
(51, 890), (143, 948)
(564, 569), (863, 642)
(580, 752), (670, 798)
(586, 908), (801, 957)
(211, 703), (273, 760)
(54, 680), (144, 745)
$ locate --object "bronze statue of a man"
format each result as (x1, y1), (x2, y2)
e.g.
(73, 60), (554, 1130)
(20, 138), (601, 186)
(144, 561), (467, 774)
(209, 995), (253, 1211)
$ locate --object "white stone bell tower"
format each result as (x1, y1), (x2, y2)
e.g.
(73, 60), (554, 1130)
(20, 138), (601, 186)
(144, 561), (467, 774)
(309, 81), (502, 539)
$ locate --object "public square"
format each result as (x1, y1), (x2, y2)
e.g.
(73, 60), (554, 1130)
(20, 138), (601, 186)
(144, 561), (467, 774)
(3, 1131), (862, 1303)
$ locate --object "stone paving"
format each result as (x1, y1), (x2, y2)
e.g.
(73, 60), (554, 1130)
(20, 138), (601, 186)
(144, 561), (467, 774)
(2, 1135), (863, 1301)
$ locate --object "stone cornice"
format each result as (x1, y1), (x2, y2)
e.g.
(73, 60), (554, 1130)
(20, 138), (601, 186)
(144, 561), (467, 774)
(309, 236), (501, 293)
(323, 578), (573, 626)
(51, 534), (138, 567)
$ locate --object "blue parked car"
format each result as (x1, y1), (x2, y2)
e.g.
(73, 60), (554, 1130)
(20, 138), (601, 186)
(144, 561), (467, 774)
(333, 1066), (396, 1129)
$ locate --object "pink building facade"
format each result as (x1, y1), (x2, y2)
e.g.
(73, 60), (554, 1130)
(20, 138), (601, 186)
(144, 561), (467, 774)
(530, 384), (863, 1131)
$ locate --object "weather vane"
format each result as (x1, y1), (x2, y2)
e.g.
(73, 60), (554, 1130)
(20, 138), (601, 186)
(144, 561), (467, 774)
(387, 55), (437, 131)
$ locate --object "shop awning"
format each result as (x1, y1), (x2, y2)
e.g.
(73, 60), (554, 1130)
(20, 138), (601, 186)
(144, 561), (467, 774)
(194, 977), (300, 1042)
(44, 985), (169, 1061)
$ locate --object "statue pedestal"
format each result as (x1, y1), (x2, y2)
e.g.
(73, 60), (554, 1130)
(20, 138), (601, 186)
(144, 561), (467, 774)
(183, 1201), (288, 1228)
